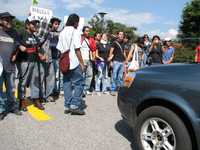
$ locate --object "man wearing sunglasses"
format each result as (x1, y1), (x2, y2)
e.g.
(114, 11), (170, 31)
(0, 12), (22, 120)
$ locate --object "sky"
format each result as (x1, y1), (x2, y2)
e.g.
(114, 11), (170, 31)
(0, 0), (191, 39)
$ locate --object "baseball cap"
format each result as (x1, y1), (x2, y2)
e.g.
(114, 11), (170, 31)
(0, 12), (15, 19)
(164, 37), (171, 41)
(25, 16), (40, 25)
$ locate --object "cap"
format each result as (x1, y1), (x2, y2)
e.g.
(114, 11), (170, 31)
(0, 12), (15, 19)
(50, 17), (61, 24)
(25, 16), (40, 25)
(164, 37), (171, 41)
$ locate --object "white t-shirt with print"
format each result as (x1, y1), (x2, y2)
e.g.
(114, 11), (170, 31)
(56, 26), (81, 70)
(81, 39), (90, 60)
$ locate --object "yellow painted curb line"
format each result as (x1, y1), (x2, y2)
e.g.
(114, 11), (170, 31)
(3, 83), (52, 121)
(27, 105), (53, 121)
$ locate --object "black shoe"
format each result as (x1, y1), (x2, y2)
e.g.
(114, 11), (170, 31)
(82, 93), (86, 98)
(70, 108), (85, 115)
(64, 108), (71, 114)
(0, 113), (6, 121)
(47, 96), (55, 102)
(81, 101), (87, 109)
(53, 95), (59, 101)
(11, 109), (22, 116)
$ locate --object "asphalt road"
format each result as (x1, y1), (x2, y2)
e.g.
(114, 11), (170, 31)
(0, 94), (134, 150)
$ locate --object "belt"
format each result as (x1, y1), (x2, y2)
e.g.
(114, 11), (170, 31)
(26, 47), (37, 54)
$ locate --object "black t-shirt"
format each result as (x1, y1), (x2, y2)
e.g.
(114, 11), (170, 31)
(49, 31), (60, 59)
(111, 41), (125, 62)
(149, 44), (163, 63)
(97, 43), (110, 61)
(17, 31), (41, 62)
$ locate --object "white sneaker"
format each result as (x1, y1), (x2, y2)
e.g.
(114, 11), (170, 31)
(103, 91), (110, 95)
(110, 91), (117, 96)
(96, 92), (101, 96)
(60, 91), (64, 95)
(86, 91), (92, 95)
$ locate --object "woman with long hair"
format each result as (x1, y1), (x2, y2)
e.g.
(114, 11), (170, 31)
(95, 33), (110, 95)
(148, 35), (163, 64)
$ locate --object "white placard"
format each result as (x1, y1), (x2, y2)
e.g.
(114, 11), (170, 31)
(30, 6), (53, 22)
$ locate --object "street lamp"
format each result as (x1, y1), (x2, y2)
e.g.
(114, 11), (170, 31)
(97, 12), (107, 32)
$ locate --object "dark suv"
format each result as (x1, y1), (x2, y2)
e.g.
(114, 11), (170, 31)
(118, 64), (200, 150)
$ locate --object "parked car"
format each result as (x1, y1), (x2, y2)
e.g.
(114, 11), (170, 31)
(118, 64), (200, 150)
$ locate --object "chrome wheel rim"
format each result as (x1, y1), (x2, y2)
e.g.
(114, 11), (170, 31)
(140, 117), (176, 150)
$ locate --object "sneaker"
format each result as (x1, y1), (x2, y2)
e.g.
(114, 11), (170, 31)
(110, 91), (117, 96)
(53, 95), (59, 101)
(82, 92), (86, 98)
(47, 96), (55, 102)
(103, 91), (110, 95)
(11, 109), (22, 116)
(20, 99), (28, 112)
(64, 107), (71, 114)
(96, 92), (101, 96)
(60, 91), (64, 95)
(34, 100), (45, 110)
(70, 108), (85, 115)
(86, 91), (92, 96)
(0, 112), (6, 121)
(81, 101), (87, 109)
(70, 104), (85, 115)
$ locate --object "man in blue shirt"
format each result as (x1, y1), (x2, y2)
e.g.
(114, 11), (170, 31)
(162, 39), (175, 64)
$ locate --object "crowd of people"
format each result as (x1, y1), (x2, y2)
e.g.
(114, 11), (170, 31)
(0, 12), (176, 119)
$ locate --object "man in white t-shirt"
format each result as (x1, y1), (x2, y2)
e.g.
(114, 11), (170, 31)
(57, 14), (86, 115)
(81, 26), (96, 95)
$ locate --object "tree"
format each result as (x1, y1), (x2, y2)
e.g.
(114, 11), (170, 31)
(106, 20), (137, 42)
(179, 0), (200, 47)
(89, 19), (137, 42)
(13, 18), (25, 35)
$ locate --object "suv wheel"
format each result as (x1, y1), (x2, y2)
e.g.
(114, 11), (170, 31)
(133, 106), (192, 150)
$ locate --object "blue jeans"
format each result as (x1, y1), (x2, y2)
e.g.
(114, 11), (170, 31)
(83, 60), (93, 91)
(95, 61), (109, 92)
(0, 70), (18, 113)
(111, 61), (124, 91)
(53, 59), (63, 94)
(63, 66), (84, 109)
(42, 62), (55, 98)
(18, 62), (44, 100)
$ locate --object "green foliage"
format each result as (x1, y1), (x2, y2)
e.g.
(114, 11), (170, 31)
(88, 18), (102, 34)
(89, 19), (137, 42)
(106, 20), (137, 42)
(12, 18), (25, 34)
(179, 0), (200, 47)
(174, 47), (195, 63)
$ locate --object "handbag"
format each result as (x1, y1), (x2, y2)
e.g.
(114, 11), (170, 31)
(59, 30), (74, 74)
(128, 44), (140, 72)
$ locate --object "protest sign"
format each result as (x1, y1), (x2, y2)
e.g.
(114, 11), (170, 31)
(30, 6), (53, 22)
